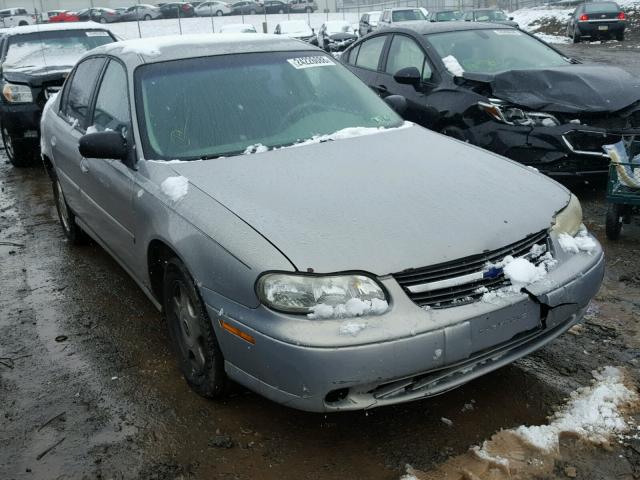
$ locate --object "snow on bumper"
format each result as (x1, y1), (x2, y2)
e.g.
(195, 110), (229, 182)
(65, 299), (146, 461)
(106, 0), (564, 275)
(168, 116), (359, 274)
(201, 234), (604, 412)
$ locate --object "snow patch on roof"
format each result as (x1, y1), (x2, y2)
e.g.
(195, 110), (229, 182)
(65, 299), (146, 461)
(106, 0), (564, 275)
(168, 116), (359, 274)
(3, 21), (113, 36)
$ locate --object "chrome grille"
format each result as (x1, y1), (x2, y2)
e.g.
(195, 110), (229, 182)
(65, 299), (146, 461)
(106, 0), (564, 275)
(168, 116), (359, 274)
(393, 230), (549, 309)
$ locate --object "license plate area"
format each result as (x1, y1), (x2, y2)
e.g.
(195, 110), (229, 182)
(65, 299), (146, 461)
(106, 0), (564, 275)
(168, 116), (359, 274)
(598, 25), (609, 30)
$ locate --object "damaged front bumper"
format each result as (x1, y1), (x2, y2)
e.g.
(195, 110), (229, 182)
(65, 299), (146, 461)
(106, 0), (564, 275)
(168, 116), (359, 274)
(470, 121), (636, 176)
(201, 234), (604, 412)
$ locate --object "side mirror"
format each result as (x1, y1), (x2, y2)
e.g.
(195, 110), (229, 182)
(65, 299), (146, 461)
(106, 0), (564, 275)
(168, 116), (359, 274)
(567, 12), (572, 16)
(393, 66), (421, 86)
(509, 16), (514, 20)
(79, 131), (128, 160)
(384, 94), (407, 115)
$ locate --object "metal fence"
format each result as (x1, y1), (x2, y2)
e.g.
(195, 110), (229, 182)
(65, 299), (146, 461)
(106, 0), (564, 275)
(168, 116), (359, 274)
(337, 0), (568, 13)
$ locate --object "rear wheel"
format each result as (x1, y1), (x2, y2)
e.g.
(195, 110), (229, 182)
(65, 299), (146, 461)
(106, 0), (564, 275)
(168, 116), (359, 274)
(18, 20), (28, 26)
(52, 174), (88, 245)
(278, 8), (284, 13)
(250, 8), (256, 13)
(164, 258), (227, 398)
(605, 203), (623, 240)
(1, 126), (35, 167)
(616, 31), (624, 41)
(572, 26), (581, 43)
(216, 9), (223, 15)
(99, 17), (107, 23)
(305, 6), (312, 12)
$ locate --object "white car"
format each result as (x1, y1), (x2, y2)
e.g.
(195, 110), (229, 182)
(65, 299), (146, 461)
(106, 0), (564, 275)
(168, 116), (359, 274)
(274, 20), (315, 43)
(219, 23), (257, 33)
(0, 8), (36, 27)
(195, 1), (232, 16)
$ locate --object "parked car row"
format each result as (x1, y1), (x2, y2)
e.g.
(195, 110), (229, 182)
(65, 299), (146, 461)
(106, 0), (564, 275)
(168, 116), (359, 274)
(0, 20), (629, 414)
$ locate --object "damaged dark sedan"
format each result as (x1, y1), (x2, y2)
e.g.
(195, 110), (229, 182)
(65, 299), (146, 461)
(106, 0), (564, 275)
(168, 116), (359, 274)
(341, 22), (640, 176)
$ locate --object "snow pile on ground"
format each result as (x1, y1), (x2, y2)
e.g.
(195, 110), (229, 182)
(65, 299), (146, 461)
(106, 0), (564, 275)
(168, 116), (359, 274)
(402, 367), (638, 480)
(307, 298), (388, 320)
(511, 6), (573, 44)
(160, 176), (189, 202)
(514, 366), (636, 452)
(442, 55), (464, 76)
(558, 227), (598, 255)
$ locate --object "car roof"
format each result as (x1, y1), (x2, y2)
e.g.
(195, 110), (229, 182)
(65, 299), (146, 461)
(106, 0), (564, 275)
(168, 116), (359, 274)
(383, 7), (421, 11)
(2, 21), (112, 36)
(383, 21), (514, 34)
(94, 33), (315, 64)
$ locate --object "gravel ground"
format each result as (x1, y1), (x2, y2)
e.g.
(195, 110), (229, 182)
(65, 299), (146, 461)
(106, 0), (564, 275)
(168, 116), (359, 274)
(1, 42), (640, 480)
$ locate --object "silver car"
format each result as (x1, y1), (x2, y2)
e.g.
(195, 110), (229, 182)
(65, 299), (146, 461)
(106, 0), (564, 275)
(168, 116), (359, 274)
(41, 34), (604, 412)
(118, 4), (162, 21)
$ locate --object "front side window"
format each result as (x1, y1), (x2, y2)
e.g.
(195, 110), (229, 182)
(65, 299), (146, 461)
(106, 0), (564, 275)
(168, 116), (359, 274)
(62, 57), (106, 128)
(427, 29), (570, 74)
(385, 35), (431, 81)
(355, 35), (385, 70)
(391, 9), (425, 22)
(92, 60), (131, 135)
(135, 51), (402, 161)
(4, 30), (115, 70)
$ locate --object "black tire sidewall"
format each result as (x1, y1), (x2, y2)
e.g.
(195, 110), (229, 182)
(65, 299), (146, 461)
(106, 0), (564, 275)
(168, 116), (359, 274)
(51, 173), (87, 245)
(163, 258), (226, 398)
(605, 203), (623, 240)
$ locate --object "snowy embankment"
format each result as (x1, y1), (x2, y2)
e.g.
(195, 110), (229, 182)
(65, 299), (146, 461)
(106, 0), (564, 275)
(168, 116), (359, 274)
(402, 366), (639, 479)
(513, 0), (640, 44)
(107, 12), (359, 40)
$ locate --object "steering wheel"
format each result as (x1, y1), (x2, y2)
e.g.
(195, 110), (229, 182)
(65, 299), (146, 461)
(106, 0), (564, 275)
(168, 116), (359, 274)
(279, 101), (325, 129)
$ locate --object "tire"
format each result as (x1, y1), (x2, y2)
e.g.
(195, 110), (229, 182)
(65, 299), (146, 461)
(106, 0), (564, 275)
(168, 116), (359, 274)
(278, 8), (284, 13)
(216, 9), (223, 15)
(52, 174), (88, 245)
(163, 258), (227, 398)
(572, 26), (581, 43)
(144, 14), (152, 20)
(99, 17), (107, 23)
(250, 9), (256, 14)
(18, 21), (28, 26)
(1, 125), (35, 167)
(616, 32), (624, 41)
(605, 203), (623, 240)
(305, 6), (312, 12)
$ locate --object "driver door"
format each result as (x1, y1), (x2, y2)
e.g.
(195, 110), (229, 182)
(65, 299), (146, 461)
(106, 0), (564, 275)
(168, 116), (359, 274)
(80, 59), (137, 267)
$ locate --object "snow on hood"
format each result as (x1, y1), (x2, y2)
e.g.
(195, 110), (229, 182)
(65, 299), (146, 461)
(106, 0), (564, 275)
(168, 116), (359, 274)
(163, 124), (569, 275)
(477, 65), (640, 113)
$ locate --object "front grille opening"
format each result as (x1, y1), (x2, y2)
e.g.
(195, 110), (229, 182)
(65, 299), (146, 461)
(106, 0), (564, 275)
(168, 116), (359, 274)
(393, 230), (549, 309)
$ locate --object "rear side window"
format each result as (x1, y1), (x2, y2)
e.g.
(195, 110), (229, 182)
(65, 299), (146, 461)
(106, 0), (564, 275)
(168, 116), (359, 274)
(91, 60), (131, 135)
(61, 57), (106, 129)
(355, 35), (386, 70)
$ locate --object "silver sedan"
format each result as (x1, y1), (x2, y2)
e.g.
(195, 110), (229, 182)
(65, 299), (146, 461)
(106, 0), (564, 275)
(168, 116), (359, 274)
(118, 4), (162, 21)
(40, 35), (604, 412)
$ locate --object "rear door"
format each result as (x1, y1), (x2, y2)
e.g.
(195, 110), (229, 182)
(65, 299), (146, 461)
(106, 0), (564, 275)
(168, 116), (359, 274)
(81, 58), (137, 266)
(376, 33), (439, 126)
(51, 56), (107, 219)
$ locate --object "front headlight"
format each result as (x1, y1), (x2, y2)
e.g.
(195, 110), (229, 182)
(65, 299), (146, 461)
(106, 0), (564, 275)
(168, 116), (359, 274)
(478, 100), (559, 127)
(552, 194), (583, 236)
(256, 272), (388, 316)
(2, 83), (33, 103)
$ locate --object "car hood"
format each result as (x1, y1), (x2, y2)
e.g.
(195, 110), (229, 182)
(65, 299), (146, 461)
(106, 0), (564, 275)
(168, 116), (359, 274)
(2, 66), (70, 87)
(328, 32), (356, 40)
(167, 125), (569, 275)
(466, 65), (640, 114)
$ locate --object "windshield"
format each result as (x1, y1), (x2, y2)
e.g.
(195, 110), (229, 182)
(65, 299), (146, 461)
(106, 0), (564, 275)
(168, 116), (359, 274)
(584, 2), (619, 12)
(3, 30), (115, 70)
(427, 29), (569, 74)
(392, 9), (426, 22)
(135, 51), (402, 161)
(281, 20), (311, 34)
(475, 10), (507, 21)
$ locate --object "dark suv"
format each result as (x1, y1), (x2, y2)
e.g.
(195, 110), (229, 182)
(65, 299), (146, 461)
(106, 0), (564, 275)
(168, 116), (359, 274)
(0, 24), (117, 166)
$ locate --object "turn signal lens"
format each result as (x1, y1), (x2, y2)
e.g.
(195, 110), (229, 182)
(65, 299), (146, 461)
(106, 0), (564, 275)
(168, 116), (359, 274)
(617, 11), (626, 19)
(2, 83), (33, 103)
(579, 14), (589, 20)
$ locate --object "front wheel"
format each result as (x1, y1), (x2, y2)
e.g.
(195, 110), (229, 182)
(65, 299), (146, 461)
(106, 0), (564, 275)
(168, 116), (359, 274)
(216, 9), (223, 15)
(605, 203), (623, 240)
(249, 8), (256, 14)
(1, 126), (35, 167)
(144, 14), (152, 20)
(99, 17), (107, 23)
(164, 258), (227, 398)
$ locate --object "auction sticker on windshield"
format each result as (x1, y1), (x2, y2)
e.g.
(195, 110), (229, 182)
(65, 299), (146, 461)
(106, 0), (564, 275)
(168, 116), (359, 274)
(287, 56), (335, 69)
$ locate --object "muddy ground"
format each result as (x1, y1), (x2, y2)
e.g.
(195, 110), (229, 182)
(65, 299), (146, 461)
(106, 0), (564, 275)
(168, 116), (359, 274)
(1, 44), (640, 480)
